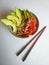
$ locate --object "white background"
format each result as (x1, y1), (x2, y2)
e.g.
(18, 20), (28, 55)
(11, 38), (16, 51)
(0, 0), (49, 65)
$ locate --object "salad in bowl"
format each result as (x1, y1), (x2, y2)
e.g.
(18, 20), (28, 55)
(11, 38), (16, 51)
(1, 8), (39, 37)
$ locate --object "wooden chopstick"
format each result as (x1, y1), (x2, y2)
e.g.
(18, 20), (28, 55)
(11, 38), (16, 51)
(16, 26), (46, 56)
(22, 26), (46, 61)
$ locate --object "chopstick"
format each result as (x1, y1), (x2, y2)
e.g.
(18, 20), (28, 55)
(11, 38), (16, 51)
(22, 26), (46, 61)
(16, 26), (46, 56)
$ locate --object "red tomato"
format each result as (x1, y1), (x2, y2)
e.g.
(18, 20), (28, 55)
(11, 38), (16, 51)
(26, 16), (37, 36)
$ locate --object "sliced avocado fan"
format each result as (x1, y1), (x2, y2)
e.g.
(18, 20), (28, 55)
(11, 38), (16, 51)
(7, 15), (21, 26)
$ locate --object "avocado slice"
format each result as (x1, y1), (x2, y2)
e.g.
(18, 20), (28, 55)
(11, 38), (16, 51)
(16, 8), (24, 21)
(7, 15), (21, 26)
(24, 10), (28, 19)
(10, 10), (16, 16)
(26, 10), (32, 18)
(24, 10), (32, 19)
(1, 19), (17, 34)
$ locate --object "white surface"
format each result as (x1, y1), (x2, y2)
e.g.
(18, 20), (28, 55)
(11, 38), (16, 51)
(0, 0), (49, 65)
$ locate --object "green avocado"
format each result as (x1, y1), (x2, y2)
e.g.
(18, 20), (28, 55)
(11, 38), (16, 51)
(1, 19), (17, 34)
(24, 10), (32, 19)
(10, 10), (16, 16)
(26, 10), (32, 18)
(7, 15), (21, 26)
(16, 8), (24, 21)
(24, 10), (27, 19)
